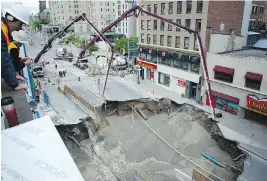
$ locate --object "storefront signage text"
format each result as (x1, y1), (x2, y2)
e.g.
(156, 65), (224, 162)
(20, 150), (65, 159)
(177, 80), (186, 87)
(247, 95), (267, 114)
(137, 60), (157, 70)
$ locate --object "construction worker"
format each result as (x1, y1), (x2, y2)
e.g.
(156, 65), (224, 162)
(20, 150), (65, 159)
(9, 30), (34, 72)
(1, 2), (30, 90)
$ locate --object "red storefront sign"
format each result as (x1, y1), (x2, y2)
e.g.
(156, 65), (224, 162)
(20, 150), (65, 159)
(137, 60), (157, 70)
(247, 95), (267, 114)
(177, 80), (186, 87)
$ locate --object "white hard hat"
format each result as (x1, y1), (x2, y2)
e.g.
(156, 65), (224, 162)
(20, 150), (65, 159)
(3, 2), (30, 25)
(11, 30), (29, 44)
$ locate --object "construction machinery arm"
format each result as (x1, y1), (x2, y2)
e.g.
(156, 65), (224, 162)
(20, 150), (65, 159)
(34, 14), (86, 63)
(79, 5), (215, 118)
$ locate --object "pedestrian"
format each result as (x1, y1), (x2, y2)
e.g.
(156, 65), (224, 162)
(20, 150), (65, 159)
(55, 64), (57, 69)
(59, 71), (62, 77)
(1, 2), (30, 90)
(9, 30), (33, 73)
(63, 70), (66, 77)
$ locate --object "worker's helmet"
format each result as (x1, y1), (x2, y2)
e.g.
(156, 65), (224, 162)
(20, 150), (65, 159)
(2, 2), (30, 25)
(11, 30), (29, 44)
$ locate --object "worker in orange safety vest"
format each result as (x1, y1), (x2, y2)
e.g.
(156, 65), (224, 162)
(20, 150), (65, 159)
(1, 2), (30, 90)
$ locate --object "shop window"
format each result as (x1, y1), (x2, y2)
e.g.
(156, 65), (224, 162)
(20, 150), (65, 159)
(154, 4), (158, 14)
(186, 0), (192, 14)
(177, 1), (182, 14)
(161, 3), (165, 14)
(181, 62), (189, 70)
(245, 109), (267, 125)
(160, 21), (165, 31)
(168, 19), (172, 31)
(168, 2), (173, 14)
(191, 63), (200, 73)
(214, 71), (233, 83)
(153, 20), (157, 30)
(140, 52), (146, 60)
(147, 4), (151, 12)
(196, 0), (203, 13)
(147, 20), (151, 30)
(158, 72), (170, 87)
(173, 60), (182, 69)
(245, 78), (261, 90)
(176, 19), (181, 31)
(147, 54), (152, 62)
(159, 56), (172, 66)
(216, 98), (239, 115)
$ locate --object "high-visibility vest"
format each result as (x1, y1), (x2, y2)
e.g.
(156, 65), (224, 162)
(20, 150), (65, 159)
(8, 43), (20, 55)
(1, 21), (11, 46)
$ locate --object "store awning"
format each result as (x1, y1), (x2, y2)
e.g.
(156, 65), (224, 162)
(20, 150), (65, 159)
(213, 65), (234, 75)
(245, 72), (262, 81)
(208, 90), (239, 104)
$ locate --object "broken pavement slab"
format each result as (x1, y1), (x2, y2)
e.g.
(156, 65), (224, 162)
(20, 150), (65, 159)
(1, 116), (84, 181)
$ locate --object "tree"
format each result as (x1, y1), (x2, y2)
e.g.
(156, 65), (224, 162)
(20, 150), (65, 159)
(115, 36), (138, 53)
(90, 44), (99, 52)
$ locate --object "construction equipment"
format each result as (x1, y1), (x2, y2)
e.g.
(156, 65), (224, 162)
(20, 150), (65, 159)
(34, 6), (215, 119)
(55, 47), (73, 62)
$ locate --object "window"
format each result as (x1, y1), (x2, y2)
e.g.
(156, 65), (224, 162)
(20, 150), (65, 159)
(185, 19), (191, 29)
(147, 5), (151, 12)
(147, 34), (151, 44)
(118, 5), (121, 9)
(252, 5), (258, 15)
(245, 78), (261, 90)
(123, 4), (124, 9)
(158, 72), (170, 87)
(140, 52), (146, 60)
(141, 5), (144, 15)
(141, 20), (144, 30)
(153, 20), (157, 30)
(197, 0), (203, 13)
(159, 56), (172, 66)
(214, 71), (233, 83)
(118, 28), (121, 32)
(141, 34), (145, 43)
(173, 60), (181, 69)
(168, 2), (173, 14)
(195, 19), (202, 32)
(175, 36), (180, 48)
(160, 35), (164, 46)
(177, 1), (182, 14)
(154, 4), (158, 14)
(153, 35), (157, 44)
(101, 8), (103, 11)
(161, 3), (165, 14)
(184, 37), (189, 49)
(260, 6), (264, 13)
(147, 53), (152, 62)
(194, 37), (199, 50)
(147, 20), (151, 30)
(118, 11), (121, 15)
(191, 63), (200, 73)
(167, 36), (172, 47)
(160, 21), (165, 31)
(181, 62), (189, 70)
(168, 19), (172, 31)
(176, 19), (181, 31)
(186, 0), (192, 14)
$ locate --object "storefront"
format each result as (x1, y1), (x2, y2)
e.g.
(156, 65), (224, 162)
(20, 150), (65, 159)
(244, 95), (267, 125)
(136, 60), (157, 82)
(206, 90), (240, 115)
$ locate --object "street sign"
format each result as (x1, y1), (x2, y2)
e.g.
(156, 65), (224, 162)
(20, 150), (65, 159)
(128, 39), (138, 53)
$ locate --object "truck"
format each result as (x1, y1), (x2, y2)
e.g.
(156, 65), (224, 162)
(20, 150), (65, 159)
(111, 56), (127, 70)
(54, 47), (74, 62)
(32, 65), (44, 78)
